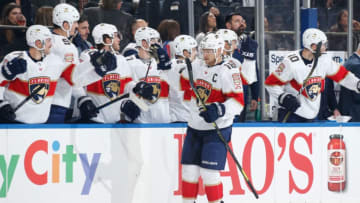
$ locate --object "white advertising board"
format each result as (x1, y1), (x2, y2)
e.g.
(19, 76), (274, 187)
(0, 123), (359, 203)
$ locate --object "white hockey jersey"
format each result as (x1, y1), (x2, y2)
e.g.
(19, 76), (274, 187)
(241, 58), (257, 85)
(83, 50), (136, 123)
(126, 55), (171, 123)
(168, 58), (191, 122)
(265, 50), (360, 119)
(0, 51), (101, 123)
(180, 59), (244, 130)
(50, 33), (79, 108)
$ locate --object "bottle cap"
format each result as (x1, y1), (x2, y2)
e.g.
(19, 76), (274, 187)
(329, 134), (344, 140)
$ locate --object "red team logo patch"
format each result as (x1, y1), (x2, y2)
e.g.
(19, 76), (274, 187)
(29, 77), (50, 104)
(144, 76), (161, 104)
(102, 73), (121, 100)
(195, 79), (212, 106)
(305, 76), (322, 101)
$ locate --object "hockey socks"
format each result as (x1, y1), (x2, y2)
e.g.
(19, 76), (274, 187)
(182, 180), (199, 202)
(205, 183), (223, 202)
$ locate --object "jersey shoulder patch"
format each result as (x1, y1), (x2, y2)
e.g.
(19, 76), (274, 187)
(126, 55), (136, 61)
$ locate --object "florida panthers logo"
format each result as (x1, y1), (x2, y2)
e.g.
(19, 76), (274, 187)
(29, 77), (50, 104)
(195, 79), (212, 106)
(145, 76), (161, 104)
(305, 77), (322, 101)
(102, 74), (121, 100)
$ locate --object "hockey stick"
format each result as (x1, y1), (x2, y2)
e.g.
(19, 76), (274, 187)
(14, 83), (46, 112)
(95, 91), (149, 112)
(282, 41), (322, 123)
(185, 58), (259, 199)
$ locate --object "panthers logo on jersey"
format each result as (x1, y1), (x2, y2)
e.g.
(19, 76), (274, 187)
(145, 76), (162, 104)
(29, 77), (50, 104)
(305, 76), (322, 101)
(102, 73), (121, 100)
(195, 79), (212, 106)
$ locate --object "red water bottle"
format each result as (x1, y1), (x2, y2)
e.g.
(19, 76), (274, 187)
(328, 134), (346, 192)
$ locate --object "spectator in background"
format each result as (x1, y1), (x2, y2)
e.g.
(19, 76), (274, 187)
(225, 12), (259, 122)
(84, 0), (134, 51)
(72, 15), (93, 54)
(34, 6), (53, 26)
(339, 43), (360, 121)
(157, 19), (180, 59)
(122, 19), (148, 57)
(195, 11), (217, 44)
(161, 0), (189, 34)
(0, 3), (27, 60)
(194, 0), (224, 32)
(329, 10), (360, 51)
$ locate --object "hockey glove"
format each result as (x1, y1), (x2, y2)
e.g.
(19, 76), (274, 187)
(150, 44), (171, 70)
(133, 81), (154, 100)
(90, 51), (117, 77)
(78, 96), (99, 120)
(121, 100), (141, 122)
(278, 93), (300, 112)
(0, 100), (16, 122)
(199, 102), (226, 123)
(1, 57), (27, 80)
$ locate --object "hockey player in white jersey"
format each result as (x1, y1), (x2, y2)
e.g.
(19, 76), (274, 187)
(126, 27), (171, 123)
(0, 25), (116, 123)
(265, 28), (360, 122)
(48, 3), (81, 123)
(76, 23), (153, 123)
(122, 19), (148, 57)
(168, 34), (197, 122)
(180, 33), (244, 202)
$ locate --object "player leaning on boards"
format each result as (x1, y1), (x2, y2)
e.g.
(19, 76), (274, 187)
(180, 33), (244, 203)
(74, 23), (153, 123)
(0, 25), (116, 124)
(168, 34), (198, 122)
(265, 28), (360, 122)
(125, 27), (172, 123)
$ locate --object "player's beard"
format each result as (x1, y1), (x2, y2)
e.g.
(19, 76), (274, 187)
(235, 27), (246, 36)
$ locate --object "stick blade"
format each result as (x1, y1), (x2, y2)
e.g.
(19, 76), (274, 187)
(129, 91), (149, 112)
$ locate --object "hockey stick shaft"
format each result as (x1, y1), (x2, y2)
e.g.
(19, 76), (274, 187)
(282, 41), (322, 123)
(14, 84), (46, 112)
(95, 91), (149, 112)
(185, 58), (259, 199)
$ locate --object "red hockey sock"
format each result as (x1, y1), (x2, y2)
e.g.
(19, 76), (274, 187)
(205, 182), (223, 202)
(182, 180), (199, 199)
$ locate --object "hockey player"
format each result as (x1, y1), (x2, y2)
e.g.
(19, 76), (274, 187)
(265, 28), (360, 122)
(77, 23), (153, 123)
(125, 27), (171, 123)
(225, 12), (259, 121)
(47, 3), (81, 123)
(180, 33), (244, 202)
(0, 25), (116, 123)
(168, 34), (198, 122)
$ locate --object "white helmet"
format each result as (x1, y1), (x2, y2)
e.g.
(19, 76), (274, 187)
(200, 33), (224, 54)
(174, 35), (197, 58)
(92, 23), (118, 45)
(52, 3), (80, 37)
(26, 25), (52, 51)
(216, 29), (238, 52)
(134, 27), (160, 51)
(302, 28), (327, 52)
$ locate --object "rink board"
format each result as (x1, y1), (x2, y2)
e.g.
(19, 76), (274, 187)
(0, 122), (359, 203)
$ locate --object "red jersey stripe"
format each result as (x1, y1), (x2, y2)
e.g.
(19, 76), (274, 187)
(225, 92), (244, 106)
(265, 73), (287, 86)
(327, 65), (349, 83)
(8, 78), (57, 96)
(60, 64), (76, 86)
